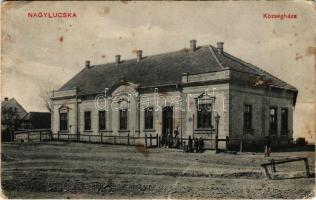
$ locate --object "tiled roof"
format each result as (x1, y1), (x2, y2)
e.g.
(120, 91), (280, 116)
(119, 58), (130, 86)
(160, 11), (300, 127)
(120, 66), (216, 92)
(23, 112), (50, 121)
(59, 44), (297, 95)
(216, 47), (297, 91)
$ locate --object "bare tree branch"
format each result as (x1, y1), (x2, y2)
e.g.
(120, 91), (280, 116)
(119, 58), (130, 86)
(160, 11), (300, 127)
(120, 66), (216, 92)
(38, 79), (57, 112)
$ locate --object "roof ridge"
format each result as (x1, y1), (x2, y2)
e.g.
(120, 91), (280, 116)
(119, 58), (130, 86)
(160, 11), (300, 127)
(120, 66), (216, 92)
(222, 52), (297, 90)
(12, 98), (29, 114)
(208, 46), (225, 69)
(223, 52), (264, 75)
(93, 45), (212, 68)
(58, 67), (86, 91)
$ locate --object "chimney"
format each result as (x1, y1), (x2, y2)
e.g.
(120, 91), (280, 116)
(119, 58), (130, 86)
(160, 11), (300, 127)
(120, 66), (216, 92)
(115, 55), (121, 65)
(85, 60), (90, 68)
(4, 97), (8, 101)
(136, 50), (142, 62)
(217, 42), (224, 54)
(190, 40), (197, 51)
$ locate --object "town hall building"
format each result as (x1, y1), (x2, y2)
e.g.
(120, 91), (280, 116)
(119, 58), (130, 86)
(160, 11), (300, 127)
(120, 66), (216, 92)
(50, 40), (298, 148)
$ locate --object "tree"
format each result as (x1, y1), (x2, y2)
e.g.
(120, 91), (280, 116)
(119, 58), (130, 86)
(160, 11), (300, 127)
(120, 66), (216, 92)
(39, 86), (52, 112)
(1, 107), (21, 141)
(38, 80), (58, 112)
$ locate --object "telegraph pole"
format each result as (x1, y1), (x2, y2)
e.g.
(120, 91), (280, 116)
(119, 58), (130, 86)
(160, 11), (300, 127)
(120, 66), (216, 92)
(215, 113), (220, 153)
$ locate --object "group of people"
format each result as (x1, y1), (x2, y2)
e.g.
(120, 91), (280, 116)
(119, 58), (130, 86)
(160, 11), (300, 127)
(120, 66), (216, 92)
(162, 129), (181, 148)
(184, 136), (204, 153)
(161, 129), (204, 153)
(162, 130), (271, 156)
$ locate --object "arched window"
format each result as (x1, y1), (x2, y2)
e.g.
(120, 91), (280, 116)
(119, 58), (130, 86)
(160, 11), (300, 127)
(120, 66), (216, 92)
(197, 104), (212, 129)
(196, 93), (215, 129)
(119, 109), (128, 130)
(243, 104), (252, 130)
(144, 107), (154, 130)
(84, 111), (91, 131)
(269, 106), (277, 135)
(116, 94), (130, 131)
(59, 106), (69, 132)
(281, 108), (288, 135)
(98, 110), (106, 130)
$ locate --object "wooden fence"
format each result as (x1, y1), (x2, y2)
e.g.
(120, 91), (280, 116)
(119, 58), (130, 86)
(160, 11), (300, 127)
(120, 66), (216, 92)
(226, 137), (293, 152)
(14, 129), (52, 142)
(13, 130), (229, 151)
(56, 132), (159, 148)
(55, 132), (229, 150)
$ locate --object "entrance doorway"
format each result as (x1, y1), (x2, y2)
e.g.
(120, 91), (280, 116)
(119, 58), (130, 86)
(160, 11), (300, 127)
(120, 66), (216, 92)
(162, 106), (173, 146)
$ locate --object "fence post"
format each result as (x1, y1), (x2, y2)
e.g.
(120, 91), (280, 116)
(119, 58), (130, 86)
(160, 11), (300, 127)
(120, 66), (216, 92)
(100, 132), (103, 143)
(263, 166), (271, 179)
(240, 139), (243, 153)
(68, 134), (70, 142)
(156, 134), (159, 147)
(150, 134), (152, 147)
(270, 159), (276, 173)
(145, 134), (147, 148)
(89, 135), (91, 143)
(114, 136), (116, 145)
(304, 158), (310, 177)
(58, 132), (60, 141)
(39, 131), (42, 142)
(215, 114), (220, 153)
(128, 134), (130, 145)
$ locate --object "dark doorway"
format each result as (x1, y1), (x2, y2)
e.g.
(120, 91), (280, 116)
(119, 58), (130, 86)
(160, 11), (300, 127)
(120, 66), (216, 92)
(162, 106), (173, 146)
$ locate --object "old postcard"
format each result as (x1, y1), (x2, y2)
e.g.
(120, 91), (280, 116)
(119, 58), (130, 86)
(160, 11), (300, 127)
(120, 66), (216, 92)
(1, 1), (315, 199)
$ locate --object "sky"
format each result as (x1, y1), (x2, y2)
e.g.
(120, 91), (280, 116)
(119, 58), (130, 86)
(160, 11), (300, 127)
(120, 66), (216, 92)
(1, 1), (315, 141)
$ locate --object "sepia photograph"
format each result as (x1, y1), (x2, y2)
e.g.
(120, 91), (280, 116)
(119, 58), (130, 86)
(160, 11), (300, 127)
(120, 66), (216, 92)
(1, 1), (315, 199)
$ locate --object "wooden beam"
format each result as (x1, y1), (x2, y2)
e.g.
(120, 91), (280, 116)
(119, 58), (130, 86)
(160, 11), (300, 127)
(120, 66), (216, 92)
(261, 157), (311, 179)
(261, 157), (308, 166)
(263, 166), (271, 179)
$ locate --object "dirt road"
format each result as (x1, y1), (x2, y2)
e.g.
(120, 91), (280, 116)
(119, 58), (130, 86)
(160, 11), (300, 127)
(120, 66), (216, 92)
(1, 141), (315, 198)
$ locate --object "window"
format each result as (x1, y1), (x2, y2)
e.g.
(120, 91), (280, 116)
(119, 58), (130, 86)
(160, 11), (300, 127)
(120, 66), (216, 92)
(243, 105), (252, 130)
(197, 103), (212, 129)
(144, 107), (154, 130)
(269, 107), (277, 134)
(281, 108), (288, 134)
(99, 110), (106, 130)
(119, 109), (128, 130)
(84, 111), (91, 131)
(59, 113), (68, 131)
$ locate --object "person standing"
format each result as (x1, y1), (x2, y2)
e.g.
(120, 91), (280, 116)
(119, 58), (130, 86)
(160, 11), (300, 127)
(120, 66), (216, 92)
(165, 130), (169, 148)
(188, 136), (193, 153)
(264, 136), (272, 157)
(168, 130), (173, 148)
(174, 128), (180, 148)
(194, 138), (199, 153)
(199, 137), (204, 153)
